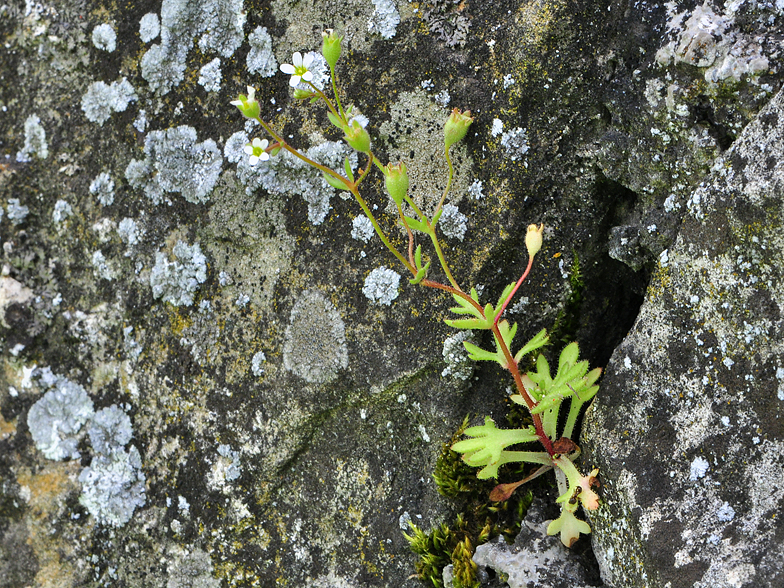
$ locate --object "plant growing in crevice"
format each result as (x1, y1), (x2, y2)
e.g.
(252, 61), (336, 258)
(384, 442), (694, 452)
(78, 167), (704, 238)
(230, 25), (601, 566)
(408, 419), (534, 587)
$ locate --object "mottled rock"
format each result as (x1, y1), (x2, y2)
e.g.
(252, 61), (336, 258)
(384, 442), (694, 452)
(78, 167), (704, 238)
(472, 500), (598, 588)
(583, 87), (784, 588)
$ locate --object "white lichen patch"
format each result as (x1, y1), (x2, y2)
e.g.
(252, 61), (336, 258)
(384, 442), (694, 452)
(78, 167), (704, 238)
(139, 13), (160, 43)
(92, 23), (116, 52)
(117, 217), (143, 252)
(91, 250), (116, 281)
(27, 376), (94, 461)
(52, 199), (72, 224)
(78, 445), (146, 527)
(282, 289), (348, 384)
(438, 203), (468, 241)
(500, 127), (530, 161)
(362, 266), (401, 306)
(81, 78), (137, 126)
(246, 26), (277, 77)
(88, 405), (133, 455)
(16, 114), (48, 161)
(6, 198), (29, 225)
(441, 330), (474, 380)
(351, 215), (374, 242)
(251, 351), (266, 376)
(467, 179), (484, 200)
(89, 171), (115, 205)
(126, 125), (222, 205)
(197, 58), (222, 93)
(149, 240), (208, 307)
(368, 0), (400, 39)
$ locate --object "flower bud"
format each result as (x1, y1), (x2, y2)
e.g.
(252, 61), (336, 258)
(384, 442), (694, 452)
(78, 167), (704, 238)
(343, 120), (371, 153)
(525, 223), (544, 258)
(321, 29), (343, 70)
(293, 88), (315, 100)
(383, 162), (409, 206)
(444, 108), (473, 149)
(230, 86), (260, 120)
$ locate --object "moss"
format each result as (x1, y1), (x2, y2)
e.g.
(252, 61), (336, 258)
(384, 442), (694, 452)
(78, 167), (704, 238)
(408, 418), (534, 587)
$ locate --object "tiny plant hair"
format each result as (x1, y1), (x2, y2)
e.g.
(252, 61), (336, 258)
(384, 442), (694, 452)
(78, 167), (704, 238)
(231, 28), (600, 551)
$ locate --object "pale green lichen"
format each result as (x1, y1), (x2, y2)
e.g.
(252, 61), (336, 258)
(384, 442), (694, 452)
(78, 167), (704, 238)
(282, 289), (348, 384)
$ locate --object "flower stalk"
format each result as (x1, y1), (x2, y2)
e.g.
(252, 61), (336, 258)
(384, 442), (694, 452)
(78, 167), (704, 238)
(230, 34), (600, 552)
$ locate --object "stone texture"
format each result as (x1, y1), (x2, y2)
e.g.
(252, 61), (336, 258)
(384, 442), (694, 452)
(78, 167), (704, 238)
(0, 1), (783, 587)
(583, 87), (784, 588)
(472, 499), (599, 588)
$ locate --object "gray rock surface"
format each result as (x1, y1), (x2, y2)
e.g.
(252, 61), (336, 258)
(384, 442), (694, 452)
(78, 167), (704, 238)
(472, 499), (598, 588)
(1, 1), (783, 587)
(583, 86), (784, 588)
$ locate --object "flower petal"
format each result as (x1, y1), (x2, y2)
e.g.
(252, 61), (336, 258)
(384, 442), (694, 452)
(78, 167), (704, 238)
(302, 52), (314, 68)
(292, 52), (303, 67)
(289, 75), (301, 87)
(280, 63), (295, 74)
(259, 139), (269, 150)
(301, 71), (313, 82)
(249, 155), (259, 166)
(259, 152), (270, 162)
(252, 138), (263, 148)
(244, 145), (253, 155)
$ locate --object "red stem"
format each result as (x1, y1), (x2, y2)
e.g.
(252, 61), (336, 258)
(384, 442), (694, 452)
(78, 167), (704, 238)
(494, 256), (534, 329)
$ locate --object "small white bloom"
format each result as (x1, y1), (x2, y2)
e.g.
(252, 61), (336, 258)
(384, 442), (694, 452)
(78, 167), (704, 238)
(243, 137), (269, 166)
(280, 52), (314, 87)
(230, 86), (256, 108)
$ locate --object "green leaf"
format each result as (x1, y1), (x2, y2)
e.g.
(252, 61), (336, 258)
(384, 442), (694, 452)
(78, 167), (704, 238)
(514, 329), (550, 363)
(547, 507), (591, 547)
(462, 341), (501, 363)
(496, 282), (516, 309)
(530, 393), (564, 415)
(403, 215), (429, 233)
(343, 157), (354, 182)
(414, 244), (423, 268)
(496, 320), (518, 349)
(323, 172), (347, 190)
(409, 260), (431, 285)
(445, 318), (486, 330)
(558, 342), (580, 372)
(449, 292), (484, 319)
(452, 417), (539, 468)
(432, 207), (443, 226)
(327, 111), (345, 130)
(532, 354), (552, 386)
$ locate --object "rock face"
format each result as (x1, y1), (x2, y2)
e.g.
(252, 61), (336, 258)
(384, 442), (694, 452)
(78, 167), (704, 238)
(471, 499), (599, 588)
(1, 1), (784, 587)
(583, 88), (784, 587)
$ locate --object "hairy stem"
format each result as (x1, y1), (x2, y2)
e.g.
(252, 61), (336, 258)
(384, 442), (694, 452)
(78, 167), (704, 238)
(350, 186), (414, 274)
(255, 118), (348, 186)
(329, 65), (345, 120)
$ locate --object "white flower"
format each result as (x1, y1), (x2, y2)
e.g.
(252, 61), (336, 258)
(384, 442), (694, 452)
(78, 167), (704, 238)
(230, 86), (256, 109)
(244, 138), (269, 166)
(280, 52), (314, 87)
